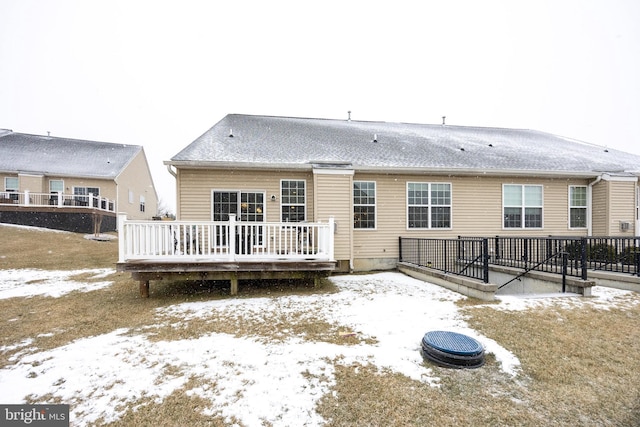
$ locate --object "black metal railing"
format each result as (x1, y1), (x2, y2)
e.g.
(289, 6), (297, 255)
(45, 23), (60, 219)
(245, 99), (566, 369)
(399, 235), (640, 283)
(399, 237), (489, 283)
(490, 236), (588, 279)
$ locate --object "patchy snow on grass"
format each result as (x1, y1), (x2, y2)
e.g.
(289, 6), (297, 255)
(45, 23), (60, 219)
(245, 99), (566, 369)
(0, 270), (637, 426)
(0, 268), (115, 299)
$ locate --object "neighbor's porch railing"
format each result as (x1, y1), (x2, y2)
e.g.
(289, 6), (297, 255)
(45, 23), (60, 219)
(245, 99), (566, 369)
(118, 214), (335, 263)
(0, 191), (115, 212)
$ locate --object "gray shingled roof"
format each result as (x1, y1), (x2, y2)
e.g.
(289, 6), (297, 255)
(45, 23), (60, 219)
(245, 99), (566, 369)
(0, 132), (142, 179)
(170, 114), (640, 176)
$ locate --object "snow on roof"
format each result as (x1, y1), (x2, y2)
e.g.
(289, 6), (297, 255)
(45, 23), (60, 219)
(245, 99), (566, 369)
(170, 114), (640, 175)
(0, 132), (142, 179)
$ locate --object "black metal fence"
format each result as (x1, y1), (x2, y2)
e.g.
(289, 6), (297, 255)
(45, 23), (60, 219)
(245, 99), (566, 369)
(399, 237), (489, 283)
(399, 235), (640, 282)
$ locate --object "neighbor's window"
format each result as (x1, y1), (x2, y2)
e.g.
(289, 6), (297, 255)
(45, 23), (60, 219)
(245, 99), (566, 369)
(4, 177), (18, 192)
(140, 195), (146, 213)
(503, 184), (543, 228)
(407, 182), (451, 229)
(49, 180), (63, 194)
(281, 180), (305, 222)
(74, 186), (100, 205)
(353, 181), (376, 229)
(569, 186), (587, 228)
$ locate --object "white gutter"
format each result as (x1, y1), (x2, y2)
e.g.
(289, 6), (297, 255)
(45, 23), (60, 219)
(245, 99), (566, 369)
(166, 164), (177, 178)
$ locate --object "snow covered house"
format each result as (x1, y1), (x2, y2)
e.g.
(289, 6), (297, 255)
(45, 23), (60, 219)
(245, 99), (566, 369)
(0, 130), (158, 232)
(163, 114), (640, 272)
(117, 114), (640, 297)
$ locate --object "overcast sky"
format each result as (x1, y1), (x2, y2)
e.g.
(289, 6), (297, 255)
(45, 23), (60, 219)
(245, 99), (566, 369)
(1, 0), (639, 213)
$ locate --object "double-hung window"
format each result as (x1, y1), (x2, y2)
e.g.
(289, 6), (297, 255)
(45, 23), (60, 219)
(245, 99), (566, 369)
(503, 184), (543, 228)
(4, 177), (18, 201)
(407, 182), (451, 229)
(569, 186), (587, 228)
(281, 180), (305, 222)
(353, 181), (376, 229)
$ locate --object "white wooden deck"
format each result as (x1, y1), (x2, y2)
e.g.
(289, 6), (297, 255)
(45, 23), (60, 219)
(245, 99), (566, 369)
(116, 214), (336, 296)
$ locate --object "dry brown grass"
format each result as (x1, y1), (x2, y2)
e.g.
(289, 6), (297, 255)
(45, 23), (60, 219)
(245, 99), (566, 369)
(1, 225), (640, 426)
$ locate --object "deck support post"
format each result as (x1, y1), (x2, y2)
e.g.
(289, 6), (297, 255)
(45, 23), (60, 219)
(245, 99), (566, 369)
(139, 280), (150, 298)
(230, 273), (238, 295)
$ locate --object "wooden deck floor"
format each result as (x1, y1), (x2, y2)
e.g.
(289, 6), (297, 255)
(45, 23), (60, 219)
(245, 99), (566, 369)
(116, 259), (337, 297)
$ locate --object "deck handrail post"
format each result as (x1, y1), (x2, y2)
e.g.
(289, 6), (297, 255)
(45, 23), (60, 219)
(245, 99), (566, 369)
(118, 213), (127, 263)
(229, 214), (236, 261)
(24, 190), (29, 206)
(58, 191), (63, 207)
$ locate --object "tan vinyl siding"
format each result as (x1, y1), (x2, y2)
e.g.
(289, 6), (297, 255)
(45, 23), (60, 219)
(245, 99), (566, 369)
(17, 174), (45, 193)
(313, 172), (353, 262)
(592, 180), (609, 235)
(608, 180), (636, 235)
(352, 174), (591, 259)
(177, 168), (314, 222)
(115, 150), (158, 220)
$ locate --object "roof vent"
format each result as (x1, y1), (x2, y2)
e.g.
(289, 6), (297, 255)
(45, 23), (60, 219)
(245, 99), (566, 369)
(373, 133), (378, 143)
(347, 111), (351, 122)
(460, 147), (465, 152)
(442, 116), (446, 126)
(604, 148), (609, 153)
(228, 128), (234, 138)
(488, 143), (493, 147)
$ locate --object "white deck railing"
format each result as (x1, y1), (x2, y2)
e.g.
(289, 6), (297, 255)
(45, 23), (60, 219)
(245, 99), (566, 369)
(0, 191), (115, 212)
(118, 214), (335, 263)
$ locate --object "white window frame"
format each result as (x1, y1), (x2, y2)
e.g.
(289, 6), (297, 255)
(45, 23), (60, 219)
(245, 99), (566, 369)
(406, 182), (452, 230)
(4, 177), (18, 192)
(503, 184), (544, 229)
(49, 179), (64, 193)
(353, 181), (376, 230)
(140, 195), (146, 213)
(280, 179), (306, 222)
(568, 185), (588, 229)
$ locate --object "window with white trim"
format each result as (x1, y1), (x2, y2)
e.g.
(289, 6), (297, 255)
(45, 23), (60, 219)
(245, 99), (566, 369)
(569, 186), (587, 228)
(407, 182), (452, 229)
(212, 190), (265, 247)
(49, 180), (63, 193)
(74, 186), (99, 206)
(281, 180), (305, 222)
(140, 195), (146, 213)
(503, 184), (543, 228)
(4, 177), (18, 192)
(4, 177), (18, 201)
(353, 181), (376, 229)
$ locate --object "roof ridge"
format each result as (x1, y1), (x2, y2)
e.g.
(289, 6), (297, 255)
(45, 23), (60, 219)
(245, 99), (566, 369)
(8, 131), (141, 148)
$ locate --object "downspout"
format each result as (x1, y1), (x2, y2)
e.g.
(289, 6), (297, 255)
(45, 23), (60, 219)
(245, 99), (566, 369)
(587, 175), (603, 236)
(166, 164), (177, 178)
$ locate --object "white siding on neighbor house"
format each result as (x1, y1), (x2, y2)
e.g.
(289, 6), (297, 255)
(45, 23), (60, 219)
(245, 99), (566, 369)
(176, 168), (314, 222)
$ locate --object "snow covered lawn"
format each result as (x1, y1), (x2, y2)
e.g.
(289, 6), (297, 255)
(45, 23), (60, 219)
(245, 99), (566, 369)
(0, 269), (637, 426)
